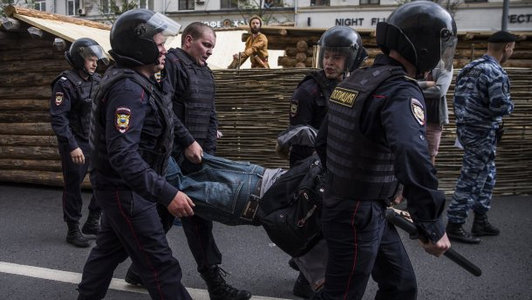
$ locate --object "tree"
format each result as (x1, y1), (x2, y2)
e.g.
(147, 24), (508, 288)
(97, 0), (138, 23)
(235, 0), (294, 25)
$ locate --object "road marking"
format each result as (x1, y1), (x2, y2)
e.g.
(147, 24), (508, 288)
(0, 261), (291, 300)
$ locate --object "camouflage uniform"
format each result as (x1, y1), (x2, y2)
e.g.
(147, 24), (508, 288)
(447, 54), (514, 224)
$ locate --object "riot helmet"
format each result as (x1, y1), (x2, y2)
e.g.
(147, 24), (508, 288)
(65, 38), (108, 75)
(317, 26), (368, 73)
(109, 9), (181, 67)
(376, 1), (457, 73)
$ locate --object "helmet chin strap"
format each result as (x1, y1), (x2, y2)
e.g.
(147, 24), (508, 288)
(78, 67), (93, 80)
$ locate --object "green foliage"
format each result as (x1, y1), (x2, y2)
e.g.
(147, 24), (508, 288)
(236, 0), (291, 25)
(98, 0), (138, 23)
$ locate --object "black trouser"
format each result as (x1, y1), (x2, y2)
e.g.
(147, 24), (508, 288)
(58, 140), (99, 224)
(78, 189), (191, 300)
(315, 198), (417, 300)
(181, 215), (222, 272)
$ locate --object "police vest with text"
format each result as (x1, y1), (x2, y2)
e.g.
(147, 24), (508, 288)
(326, 65), (405, 200)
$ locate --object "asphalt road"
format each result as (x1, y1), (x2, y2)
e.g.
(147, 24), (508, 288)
(1, 183), (531, 300)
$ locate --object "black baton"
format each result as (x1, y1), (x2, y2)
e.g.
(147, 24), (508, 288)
(386, 208), (482, 277)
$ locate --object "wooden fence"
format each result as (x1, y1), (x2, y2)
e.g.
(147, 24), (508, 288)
(0, 67), (531, 196)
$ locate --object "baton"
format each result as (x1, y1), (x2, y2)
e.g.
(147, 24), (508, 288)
(386, 208), (482, 277)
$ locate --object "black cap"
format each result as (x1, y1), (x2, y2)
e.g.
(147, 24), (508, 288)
(488, 31), (517, 43)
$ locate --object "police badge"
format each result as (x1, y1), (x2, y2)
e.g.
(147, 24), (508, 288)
(410, 98), (425, 126)
(55, 92), (64, 106)
(115, 107), (131, 133)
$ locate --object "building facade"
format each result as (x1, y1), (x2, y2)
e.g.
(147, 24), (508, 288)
(25, 0), (532, 31)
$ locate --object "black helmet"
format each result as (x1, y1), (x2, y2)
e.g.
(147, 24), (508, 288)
(317, 26), (368, 73)
(376, 0), (457, 73)
(65, 38), (108, 75)
(109, 9), (180, 67)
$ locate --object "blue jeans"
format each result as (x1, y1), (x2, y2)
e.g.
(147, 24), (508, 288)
(166, 154), (265, 226)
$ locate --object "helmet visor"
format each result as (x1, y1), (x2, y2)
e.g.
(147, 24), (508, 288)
(144, 12), (180, 37)
(79, 44), (109, 66)
(439, 28), (457, 72)
(140, 12), (181, 48)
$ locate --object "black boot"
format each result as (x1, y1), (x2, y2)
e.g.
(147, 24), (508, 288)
(293, 272), (314, 299)
(446, 222), (480, 244)
(82, 210), (101, 235)
(288, 258), (299, 271)
(472, 213), (500, 236)
(66, 222), (90, 248)
(200, 265), (251, 300)
(125, 267), (144, 287)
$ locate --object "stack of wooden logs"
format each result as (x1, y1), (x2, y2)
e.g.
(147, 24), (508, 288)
(251, 27), (532, 69)
(278, 40), (315, 68)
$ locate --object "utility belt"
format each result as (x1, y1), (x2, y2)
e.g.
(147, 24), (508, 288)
(326, 172), (398, 201)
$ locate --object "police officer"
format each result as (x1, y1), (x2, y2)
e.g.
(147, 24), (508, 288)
(50, 38), (107, 247)
(165, 22), (252, 300)
(314, 1), (456, 299)
(288, 26), (367, 168)
(284, 26), (367, 299)
(77, 9), (194, 300)
(446, 30), (516, 244)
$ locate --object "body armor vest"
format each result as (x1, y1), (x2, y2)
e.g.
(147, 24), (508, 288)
(169, 49), (216, 148)
(326, 65), (404, 200)
(52, 70), (100, 140)
(307, 70), (336, 105)
(91, 66), (174, 175)
(297, 70), (336, 129)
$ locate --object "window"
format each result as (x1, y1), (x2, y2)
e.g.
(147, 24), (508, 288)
(34, 0), (46, 11)
(310, 0), (329, 6)
(360, 0), (379, 5)
(264, 0), (282, 8)
(179, 0), (194, 10)
(136, 0), (154, 9)
(100, 0), (111, 14)
(66, 0), (81, 15)
(220, 0), (238, 9)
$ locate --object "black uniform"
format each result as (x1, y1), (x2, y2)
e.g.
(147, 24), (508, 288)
(165, 48), (222, 272)
(50, 70), (101, 225)
(77, 66), (191, 300)
(289, 70), (337, 167)
(315, 55), (446, 300)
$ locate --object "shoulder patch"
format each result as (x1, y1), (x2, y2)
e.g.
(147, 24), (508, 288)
(410, 98), (425, 126)
(55, 92), (64, 106)
(290, 99), (299, 118)
(115, 107), (131, 134)
(329, 87), (359, 108)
